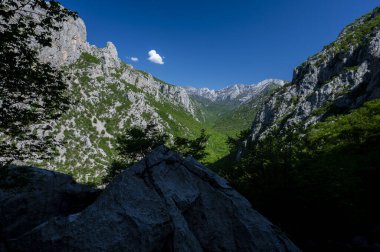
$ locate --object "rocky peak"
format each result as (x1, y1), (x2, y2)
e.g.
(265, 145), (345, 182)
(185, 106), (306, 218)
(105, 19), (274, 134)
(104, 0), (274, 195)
(106, 41), (118, 58)
(183, 87), (218, 101)
(39, 16), (90, 67)
(3, 146), (300, 252)
(96, 41), (121, 70)
(38, 13), (120, 71)
(185, 79), (286, 104)
(219, 79), (286, 103)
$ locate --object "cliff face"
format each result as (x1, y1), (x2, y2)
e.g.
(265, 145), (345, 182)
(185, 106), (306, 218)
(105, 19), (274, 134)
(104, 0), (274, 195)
(38, 16), (90, 67)
(249, 7), (380, 142)
(38, 16), (194, 115)
(2, 147), (300, 252)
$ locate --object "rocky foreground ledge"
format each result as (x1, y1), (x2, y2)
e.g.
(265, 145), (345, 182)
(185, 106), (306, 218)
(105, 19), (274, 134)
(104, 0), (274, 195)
(0, 146), (300, 251)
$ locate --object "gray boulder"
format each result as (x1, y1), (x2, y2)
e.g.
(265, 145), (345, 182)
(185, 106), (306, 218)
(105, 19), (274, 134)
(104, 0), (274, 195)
(8, 146), (300, 252)
(0, 165), (100, 248)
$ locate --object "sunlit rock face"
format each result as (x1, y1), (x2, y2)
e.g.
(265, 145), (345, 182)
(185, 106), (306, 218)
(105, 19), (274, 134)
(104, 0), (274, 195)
(6, 147), (300, 252)
(246, 8), (380, 143)
(38, 16), (90, 66)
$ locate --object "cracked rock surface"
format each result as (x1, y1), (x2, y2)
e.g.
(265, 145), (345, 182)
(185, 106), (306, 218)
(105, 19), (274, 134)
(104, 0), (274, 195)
(7, 147), (300, 252)
(0, 165), (100, 251)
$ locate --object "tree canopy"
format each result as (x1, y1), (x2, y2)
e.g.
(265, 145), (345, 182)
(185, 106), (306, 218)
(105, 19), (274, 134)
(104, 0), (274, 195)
(102, 125), (211, 184)
(217, 99), (380, 250)
(173, 129), (210, 161)
(102, 122), (167, 183)
(0, 0), (77, 164)
(115, 122), (168, 164)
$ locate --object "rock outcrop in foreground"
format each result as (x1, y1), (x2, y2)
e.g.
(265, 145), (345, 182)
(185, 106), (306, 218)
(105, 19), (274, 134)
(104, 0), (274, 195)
(2, 147), (300, 252)
(0, 165), (100, 251)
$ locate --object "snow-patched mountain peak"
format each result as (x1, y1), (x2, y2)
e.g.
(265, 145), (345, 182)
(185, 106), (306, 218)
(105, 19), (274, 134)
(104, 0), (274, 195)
(185, 79), (286, 103)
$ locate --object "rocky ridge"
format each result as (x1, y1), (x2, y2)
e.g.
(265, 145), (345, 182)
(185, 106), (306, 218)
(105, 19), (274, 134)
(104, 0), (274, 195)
(185, 79), (286, 104)
(33, 15), (211, 183)
(247, 7), (380, 143)
(2, 147), (300, 252)
(38, 16), (194, 114)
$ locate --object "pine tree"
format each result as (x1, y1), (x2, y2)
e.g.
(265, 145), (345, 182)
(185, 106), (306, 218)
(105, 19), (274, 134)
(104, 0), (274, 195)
(174, 129), (210, 161)
(102, 123), (167, 183)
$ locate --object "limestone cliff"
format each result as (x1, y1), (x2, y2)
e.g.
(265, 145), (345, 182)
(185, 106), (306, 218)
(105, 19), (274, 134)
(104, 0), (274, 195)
(248, 7), (380, 142)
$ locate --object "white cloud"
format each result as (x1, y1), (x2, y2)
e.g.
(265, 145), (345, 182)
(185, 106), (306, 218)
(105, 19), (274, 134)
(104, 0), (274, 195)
(148, 50), (164, 64)
(130, 57), (139, 62)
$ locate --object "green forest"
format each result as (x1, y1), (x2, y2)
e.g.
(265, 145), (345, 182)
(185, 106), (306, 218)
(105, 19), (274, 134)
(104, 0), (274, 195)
(215, 99), (380, 250)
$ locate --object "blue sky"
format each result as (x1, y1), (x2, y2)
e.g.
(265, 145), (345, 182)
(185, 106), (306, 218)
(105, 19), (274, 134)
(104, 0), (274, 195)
(60, 0), (379, 89)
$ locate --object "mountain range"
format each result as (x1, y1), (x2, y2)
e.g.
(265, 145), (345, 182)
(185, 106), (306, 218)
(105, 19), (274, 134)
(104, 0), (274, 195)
(184, 79), (286, 103)
(29, 6), (380, 186)
(33, 15), (282, 184)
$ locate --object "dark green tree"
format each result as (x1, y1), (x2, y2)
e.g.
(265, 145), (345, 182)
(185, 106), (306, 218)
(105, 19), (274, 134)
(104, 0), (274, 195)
(0, 0), (77, 164)
(102, 122), (167, 183)
(226, 128), (252, 152)
(219, 99), (380, 250)
(173, 129), (210, 161)
(116, 122), (168, 163)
